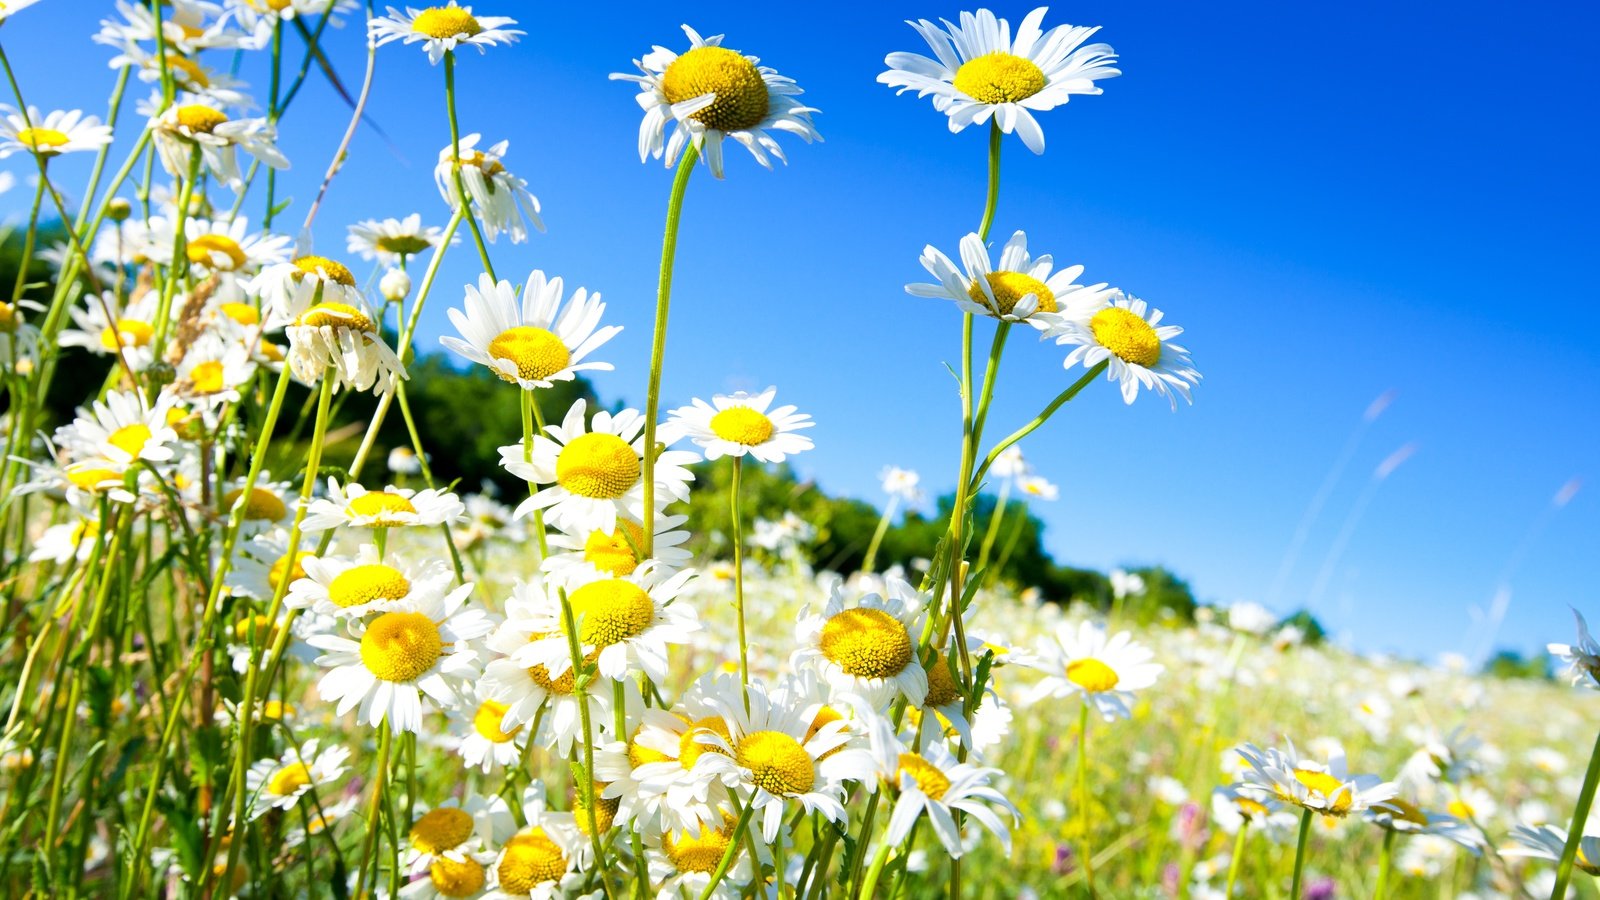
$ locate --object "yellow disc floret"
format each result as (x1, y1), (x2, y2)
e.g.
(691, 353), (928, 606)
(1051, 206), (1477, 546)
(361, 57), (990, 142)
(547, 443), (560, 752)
(292, 255), (357, 287)
(219, 302), (261, 326)
(187, 234), (248, 270)
(709, 406), (774, 446)
(328, 563), (411, 609)
(953, 52), (1047, 105)
(266, 762), (312, 797)
(568, 578), (654, 647)
(15, 128), (70, 152)
(473, 699), (520, 743)
(100, 318), (155, 351)
(582, 521), (646, 577)
(496, 829), (567, 892)
(662, 814), (737, 874)
(296, 301), (374, 333)
(359, 611), (443, 682)
(269, 552), (310, 593)
(410, 806), (475, 855)
(174, 104), (229, 134)
(189, 360), (227, 394)
(222, 486), (288, 522)
(346, 490), (418, 524)
(108, 423), (153, 458)
(922, 659), (961, 708)
(574, 783), (619, 835)
(660, 46), (770, 132)
(1289, 769), (1353, 815)
(1066, 657), (1119, 693)
(819, 608), (913, 679)
(677, 716), (732, 769)
(488, 326), (571, 383)
(428, 856), (486, 898)
(1089, 306), (1162, 367)
(737, 730), (814, 796)
(968, 271), (1055, 316)
(376, 234), (434, 256)
(895, 752), (951, 801)
(411, 7), (482, 39)
(555, 433), (639, 500)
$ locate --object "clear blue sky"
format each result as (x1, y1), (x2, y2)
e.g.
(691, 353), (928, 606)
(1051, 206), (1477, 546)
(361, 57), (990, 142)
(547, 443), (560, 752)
(5, 2), (1596, 662)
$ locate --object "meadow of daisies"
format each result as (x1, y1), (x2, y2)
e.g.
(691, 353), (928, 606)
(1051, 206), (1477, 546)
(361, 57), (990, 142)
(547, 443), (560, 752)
(0, 2), (1596, 898)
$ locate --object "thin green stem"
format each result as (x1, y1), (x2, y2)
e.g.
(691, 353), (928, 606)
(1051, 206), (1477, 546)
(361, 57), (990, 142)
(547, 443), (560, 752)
(696, 800), (753, 900)
(1289, 808), (1313, 900)
(443, 51), (495, 279)
(641, 144), (698, 557)
(1550, 727), (1600, 898)
(731, 456), (750, 711)
(1372, 828), (1394, 900)
(355, 720), (394, 894)
(1223, 821), (1248, 898)
(860, 496), (898, 574)
(1077, 702), (1096, 897)
(971, 361), (1108, 491)
(978, 121), (1001, 241)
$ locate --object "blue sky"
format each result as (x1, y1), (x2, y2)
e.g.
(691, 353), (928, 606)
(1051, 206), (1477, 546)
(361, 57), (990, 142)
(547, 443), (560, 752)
(4, 2), (1596, 661)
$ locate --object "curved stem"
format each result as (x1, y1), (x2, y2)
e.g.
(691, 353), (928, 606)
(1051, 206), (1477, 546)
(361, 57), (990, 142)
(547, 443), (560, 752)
(860, 496), (898, 575)
(641, 144), (698, 557)
(696, 800), (753, 900)
(978, 121), (1002, 241)
(971, 361), (1108, 491)
(443, 51), (496, 279)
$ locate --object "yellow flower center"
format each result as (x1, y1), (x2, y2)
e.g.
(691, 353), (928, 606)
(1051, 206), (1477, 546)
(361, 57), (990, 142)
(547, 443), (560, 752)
(261, 700), (292, 722)
(627, 726), (672, 768)
(525, 640), (594, 695)
(174, 104), (229, 134)
(952, 52), (1047, 104)
(737, 730), (814, 796)
(1235, 796), (1269, 819)
(346, 490), (418, 524)
(581, 521), (646, 577)
(220, 301), (260, 326)
(472, 699), (520, 743)
(266, 762), (312, 796)
(411, 7), (482, 39)
(295, 301), (374, 333)
(804, 705), (847, 761)
(376, 233), (434, 255)
(223, 486), (288, 521)
(660, 46), (770, 132)
(922, 659), (961, 707)
(233, 615), (278, 645)
(328, 563), (411, 609)
(186, 233), (248, 270)
(66, 464), (121, 491)
(410, 806), (475, 855)
(428, 856), (486, 898)
(819, 608), (913, 679)
(108, 423), (153, 458)
(458, 149), (504, 177)
(488, 326), (571, 383)
(574, 784), (619, 835)
(165, 55), (211, 89)
(497, 829), (567, 892)
(15, 127), (70, 151)
(662, 814), (737, 874)
(568, 578), (654, 647)
(677, 716), (732, 769)
(189, 360), (227, 394)
(1066, 658), (1119, 693)
(1290, 769), (1353, 815)
(1445, 799), (1475, 820)
(555, 433), (640, 500)
(99, 318), (155, 351)
(896, 752), (951, 801)
(709, 406), (774, 446)
(1089, 307), (1162, 367)
(292, 255), (357, 287)
(968, 271), (1055, 316)
(359, 611), (443, 682)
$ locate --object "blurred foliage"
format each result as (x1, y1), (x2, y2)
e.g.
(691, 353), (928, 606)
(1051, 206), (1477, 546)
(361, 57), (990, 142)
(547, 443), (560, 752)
(1481, 649), (1553, 680)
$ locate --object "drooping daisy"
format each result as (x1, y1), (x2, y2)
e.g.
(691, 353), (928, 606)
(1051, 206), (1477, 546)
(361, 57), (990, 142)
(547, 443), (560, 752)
(370, 3), (521, 65)
(243, 739), (350, 820)
(347, 213), (448, 265)
(862, 716), (1018, 858)
(107, 43), (255, 109)
(96, 0), (251, 54)
(668, 387), (814, 463)
(58, 289), (163, 372)
(0, 106), (114, 159)
(433, 134), (543, 243)
(1051, 290), (1201, 408)
(53, 389), (180, 472)
(1549, 608), (1600, 688)
(301, 480), (465, 532)
(1366, 796), (1482, 851)
(249, 254), (367, 321)
(907, 230), (1112, 330)
(878, 8), (1120, 154)
(1504, 824), (1600, 875)
(287, 544), (464, 618)
(441, 271), (621, 391)
(1024, 620), (1162, 721)
(285, 299), (407, 393)
(1235, 741), (1398, 819)
(611, 25), (820, 179)
(307, 588), (493, 732)
(541, 513), (693, 589)
(150, 96), (288, 188)
(499, 399), (698, 535)
(793, 576), (929, 709)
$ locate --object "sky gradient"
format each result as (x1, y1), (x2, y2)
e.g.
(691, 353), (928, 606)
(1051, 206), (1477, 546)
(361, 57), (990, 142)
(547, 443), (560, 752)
(3, 1), (1596, 662)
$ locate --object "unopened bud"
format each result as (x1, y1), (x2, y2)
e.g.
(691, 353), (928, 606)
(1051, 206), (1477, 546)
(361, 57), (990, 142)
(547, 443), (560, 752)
(107, 197), (132, 222)
(379, 267), (411, 303)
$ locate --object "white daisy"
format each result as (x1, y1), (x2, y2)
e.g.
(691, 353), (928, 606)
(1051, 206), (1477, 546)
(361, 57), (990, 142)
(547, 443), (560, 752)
(96, 0), (252, 54)
(307, 587), (493, 733)
(107, 43), (255, 109)
(287, 544), (464, 618)
(300, 480), (465, 532)
(150, 97), (288, 188)
(541, 513), (693, 590)
(403, 794), (515, 874)
(499, 399), (698, 535)
(1504, 824), (1600, 875)
(28, 512), (101, 565)
(370, 3), (521, 65)
(1367, 796), (1482, 851)
(230, 0), (358, 34)
(1549, 608), (1600, 689)
(53, 389), (180, 472)
(1024, 620), (1162, 721)
(482, 788), (586, 900)
(226, 528), (316, 601)
(1234, 741), (1398, 819)
(401, 846), (497, 900)
(592, 677), (736, 837)
(611, 24), (820, 179)
(0, 0), (43, 25)
(440, 271), (620, 391)
(433, 134), (543, 243)
(173, 216), (291, 275)
(347, 213), (448, 265)
(643, 810), (758, 900)
(862, 715), (1018, 858)
(1050, 290), (1201, 408)
(452, 693), (528, 773)
(880, 466), (922, 502)
(1017, 474), (1058, 501)
(57, 289), (163, 372)
(0, 106), (113, 158)
(792, 576), (929, 709)
(243, 739), (350, 820)
(906, 230), (1111, 330)
(172, 335), (255, 410)
(878, 7), (1119, 154)
(249, 255), (367, 321)
(668, 387), (814, 463)
(285, 299), (407, 394)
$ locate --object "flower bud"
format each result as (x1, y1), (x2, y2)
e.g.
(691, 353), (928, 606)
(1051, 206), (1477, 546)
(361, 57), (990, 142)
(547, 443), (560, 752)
(380, 268), (411, 303)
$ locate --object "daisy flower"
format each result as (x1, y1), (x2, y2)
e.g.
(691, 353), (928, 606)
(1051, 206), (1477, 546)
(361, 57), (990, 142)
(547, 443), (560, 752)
(404, 794), (515, 874)
(1366, 796), (1482, 851)
(0, 106), (113, 159)
(287, 544), (464, 618)
(643, 811), (758, 900)
(404, 847), (497, 900)
(172, 336), (255, 410)
(285, 299), (407, 394)
(250, 255), (367, 320)
(611, 24), (820, 179)
(283, 796), (360, 849)
(1051, 290), (1201, 408)
(907, 230), (1111, 329)
(793, 576), (929, 709)
(28, 511), (101, 565)
(108, 43), (255, 109)
(506, 564), (698, 684)
(301, 479), (465, 532)
(57, 289), (162, 372)
(483, 788), (586, 900)
(862, 716), (1018, 858)
(880, 466), (922, 502)
(175, 216), (291, 275)
(226, 528), (316, 601)
(347, 213), (447, 266)
(541, 512), (693, 589)
(452, 693), (528, 773)
(231, 0), (358, 35)
(1024, 620), (1162, 721)
(53, 389), (180, 472)
(150, 97), (288, 188)
(592, 679), (736, 836)
(0, 0), (42, 25)
(1017, 474), (1058, 501)
(440, 271), (621, 390)
(307, 587), (493, 732)
(499, 399), (698, 535)
(370, 3), (521, 65)
(1235, 741), (1398, 819)
(878, 7), (1120, 154)
(1549, 608), (1600, 688)
(668, 387), (815, 463)
(433, 134), (543, 242)
(1504, 824), (1600, 875)
(243, 739), (350, 820)
(96, 0), (251, 54)
(216, 477), (297, 536)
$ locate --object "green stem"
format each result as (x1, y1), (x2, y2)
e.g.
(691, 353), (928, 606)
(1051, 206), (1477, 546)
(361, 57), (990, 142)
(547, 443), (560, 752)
(1289, 808), (1313, 900)
(978, 121), (1001, 241)
(1551, 727), (1600, 899)
(731, 456), (749, 711)
(9, 167), (46, 303)
(859, 842), (894, 900)
(1223, 821), (1248, 898)
(443, 51), (496, 279)
(974, 476), (1010, 578)
(860, 496), (898, 575)
(355, 721), (394, 895)
(1372, 828), (1394, 900)
(696, 800), (753, 900)
(971, 361), (1108, 490)
(1077, 702), (1096, 897)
